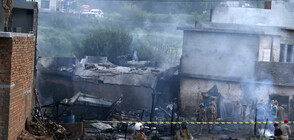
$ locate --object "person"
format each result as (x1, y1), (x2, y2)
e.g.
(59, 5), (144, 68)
(277, 104), (285, 121)
(176, 121), (193, 140)
(234, 101), (242, 121)
(271, 101), (278, 121)
(234, 101), (242, 131)
(207, 102), (217, 133)
(211, 98), (217, 112)
(256, 103), (266, 130)
(280, 120), (291, 140)
(257, 103), (266, 121)
(271, 123), (282, 140)
(196, 103), (206, 135)
(132, 123), (147, 140)
(2, 0), (13, 32)
(290, 96), (294, 119)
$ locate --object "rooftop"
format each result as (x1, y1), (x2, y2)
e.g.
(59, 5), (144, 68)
(177, 21), (293, 36)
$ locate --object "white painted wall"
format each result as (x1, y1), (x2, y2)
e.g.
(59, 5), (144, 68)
(211, 1), (294, 28)
(35, 0), (57, 11)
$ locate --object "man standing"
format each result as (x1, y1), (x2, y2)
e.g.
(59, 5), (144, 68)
(290, 96), (294, 119)
(234, 101), (242, 121)
(207, 102), (217, 133)
(132, 123), (147, 140)
(196, 103), (206, 135)
(271, 123), (282, 140)
(2, 0), (13, 32)
(176, 121), (193, 140)
(256, 103), (266, 130)
(234, 101), (242, 131)
(271, 101), (278, 121)
(280, 120), (291, 140)
(257, 103), (266, 121)
(277, 104), (285, 121)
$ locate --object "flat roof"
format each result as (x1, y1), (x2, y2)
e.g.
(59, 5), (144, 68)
(177, 21), (292, 36)
(177, 27), (265, 35)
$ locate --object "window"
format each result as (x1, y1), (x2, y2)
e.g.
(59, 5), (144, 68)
(280, 44), (285, 62)
(262, 49), (271, 62)
(41, 0), (50, 8)
(287, 45), (293, 62)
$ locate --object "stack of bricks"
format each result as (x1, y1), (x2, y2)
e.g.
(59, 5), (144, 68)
(0, 33), (35, 140)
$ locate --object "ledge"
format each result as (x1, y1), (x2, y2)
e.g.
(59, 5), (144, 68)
(0, 32), (34, 38)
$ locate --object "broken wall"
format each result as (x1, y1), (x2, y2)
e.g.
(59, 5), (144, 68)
(0, 33), (35, 140)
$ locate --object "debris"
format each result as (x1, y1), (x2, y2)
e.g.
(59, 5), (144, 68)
(18, 130), (36, 140)
(90, 122), (114, 133)
(34, 88), (44, 121)
(23, 118), (68, 140)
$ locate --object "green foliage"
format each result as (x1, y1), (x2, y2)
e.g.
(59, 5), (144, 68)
(38, 26), (74, 57)
(121, 4), (148, 20)
(73, 26), (132, 64)
(131, 34), (182, 66)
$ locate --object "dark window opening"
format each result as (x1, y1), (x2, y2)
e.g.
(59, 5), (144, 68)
(41, 0), (50, 8)
(280, 44), (285, 62)
(287, 45), (293, 62)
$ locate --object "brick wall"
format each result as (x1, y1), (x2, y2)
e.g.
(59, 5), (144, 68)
(0, 34), (35, 140)
(0, 37), (12, 139)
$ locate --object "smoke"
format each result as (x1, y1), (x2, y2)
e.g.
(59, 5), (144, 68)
(259, 129), (274, 138)
(206, 1), (294, 105)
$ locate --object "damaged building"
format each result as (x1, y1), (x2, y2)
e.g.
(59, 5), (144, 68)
(178, 1), (294, 119)
(37, 56), (179, 120)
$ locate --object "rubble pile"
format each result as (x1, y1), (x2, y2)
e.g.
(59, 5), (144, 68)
(18, 120), (68, 140)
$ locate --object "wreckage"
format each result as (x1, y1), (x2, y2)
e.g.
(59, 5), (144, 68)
(37, 56), (179, 122)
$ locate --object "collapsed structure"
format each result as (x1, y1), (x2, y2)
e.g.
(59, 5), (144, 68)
(37, 56), (179, 121)
(178, 1), (294, 119)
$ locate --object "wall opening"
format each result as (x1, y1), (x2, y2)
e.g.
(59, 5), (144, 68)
(280, 44), (285, 62)
(287, 45), (293, 62)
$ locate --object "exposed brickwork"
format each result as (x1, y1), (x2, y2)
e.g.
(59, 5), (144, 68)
(0, 37), (13, 139)
(0, 34), (35, 140)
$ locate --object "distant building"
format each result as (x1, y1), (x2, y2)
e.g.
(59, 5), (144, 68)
(178, 1), (294, 119)
(212, 1), (294, 28)
(35, 0), (60, 12)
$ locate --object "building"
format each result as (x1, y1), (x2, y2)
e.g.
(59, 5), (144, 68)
(35, 0), (59, 12)
(178, 1), (294, 119)
(0, 1), (38, 34)
(0, 1), (37, 140)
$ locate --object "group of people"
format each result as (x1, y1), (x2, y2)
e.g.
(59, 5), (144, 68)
(131, 98), (294, 140)
(271, 120), (291, 140)
(196, 101), (217, 135)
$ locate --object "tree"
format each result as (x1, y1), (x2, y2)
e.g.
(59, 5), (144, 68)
(73, 25), (132, 64)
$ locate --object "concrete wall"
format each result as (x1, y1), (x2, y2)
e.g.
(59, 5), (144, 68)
(181, 31), (260, 80)
(0, 33), (35, 140)
(0, 2), (38, 33)
(211, 2), (294, 28)
(13, 2), (38, 34)
(35, 0), (57, 11)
